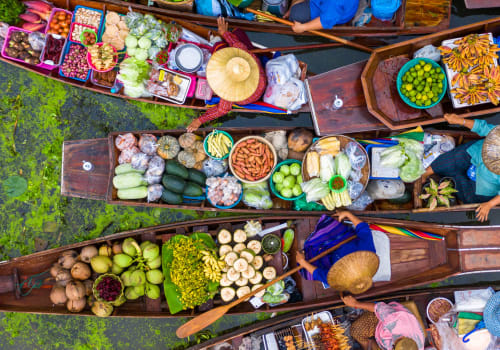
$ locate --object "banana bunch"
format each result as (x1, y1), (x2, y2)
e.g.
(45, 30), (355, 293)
(483, 66), (500, 105)
(439, 46), (473, 72)
(454, 34), (491, 58)
(201, 250), (225, 282)
(476, 47), (499, 68)
(451, 85), (488, 105)
(451, 66), (482, 89)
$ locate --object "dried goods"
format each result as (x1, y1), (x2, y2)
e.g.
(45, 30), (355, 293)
(74, 7), (101, 28)
(231, 138), (275, 182)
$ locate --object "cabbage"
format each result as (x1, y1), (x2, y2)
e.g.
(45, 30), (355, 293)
(266, 281), (284, 296)
(320, 154), (335, 182)
(124, 84), (146, 98)
(397, 138), (424, 157)
(262, 292), (286, 304)
(399, 151), (424, 183)
(138, 37), (152, 50)
(125, 35), (138, 48)
(117, 57), (151, 98)
(335, 152), (351, 179)
(301, 178), (330, 202)
(380, 146), (407, 168)
(242, 182), (273, 209)
(135, 48), (149, 61)
(126, 47), (137, 57)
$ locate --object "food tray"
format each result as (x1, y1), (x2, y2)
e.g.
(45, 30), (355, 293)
(69, 22), (98, 44)
(90, 68), (118, 88)
(45, 8), (73, 37)
(1, 27), (53, 70)
(58, 41), (91, 82)
(441, 33), (496, 108)
(301, 311), (335, 349)
(99, 11), (127, 53)
(71, 5), (104, 34)
(366, 144), (400, 179)
(149, 68), (193, 104)
(40, 33), (67, 69)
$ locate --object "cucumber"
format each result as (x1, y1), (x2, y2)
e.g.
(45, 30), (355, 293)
(233, 243), (246, 254)
(282, 229), (295, 253)
(251, 256), (264, 270)
(233, 229), (247, 243)
(117, 186), (148, 200)
(219, 244), (232, 258)
(165, 160), (188, 179)
(113, 173), (147, 189)
(161, 174), (186, 194)
(249, 271), (263, 285)
(161, 188), (183, 204)
(218, 229), (232, 244)
(187, 168), (207, 186)
(183, 182), (204, 197)
(220, 287), (236, 302)
(115, 163), (145, 175)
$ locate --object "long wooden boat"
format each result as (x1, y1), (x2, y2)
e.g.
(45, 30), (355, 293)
(188, 285), (500, 350)
(61, 126), (490, 215)
(0, 0), (310, 114)
(1, 215), (500, 317)
(103, 0), (452, 38)
(464, 0), (500, 9)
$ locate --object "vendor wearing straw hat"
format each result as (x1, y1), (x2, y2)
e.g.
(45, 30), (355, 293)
(421, 113), (500, 222)
(186, 17), (266, 132)
(296, 211), (379, 295)
(342, 294), (425, 350)
(284, 0), (359, 33)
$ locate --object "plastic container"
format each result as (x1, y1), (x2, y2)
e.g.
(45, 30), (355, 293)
(269, 159), (305, 201)
(174, 43), (203, 73)
(87, 42), (118, 72)
(99, 11), (127, 52)
(45, 8), (73, 38)
(1, 27), (53, 70)
(40, 33), (67, 69)
(366, 143), (400, 179)
(329, 175), (347, 193)
(301, 311), (335, 349)
(148, 68), (193, 105)
(195, 78), (213, 100)
(203, 130), (233, 160)
(397, 58), (447, 109)
(206, 184), (243, 209)
(426, 297), (454, 324)
(80, 28), (97, 47)
(372, 0), (401, 21)
(58, 42), (91, 82)
(69, 22), (98, 44)
(90, 68), (118, 88)
(71, 5), (104, 33)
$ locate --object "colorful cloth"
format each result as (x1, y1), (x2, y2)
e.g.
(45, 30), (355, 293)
(301, 215), (375, 286)
(197, 31), (266, 125)
(351, 311), (380, 349)
(374, 302), (425, 350)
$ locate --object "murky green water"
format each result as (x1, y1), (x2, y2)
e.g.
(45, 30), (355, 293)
(1, 2), (500, 348)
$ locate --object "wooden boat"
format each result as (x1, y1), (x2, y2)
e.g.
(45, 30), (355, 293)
(188, 285), (500, 350)
(464, 0), (500, 9)
(103, 0), (452, 38)
(0, 0), (310, 115)
(62, 126), (490, 215)
(2, 215), (500, 317)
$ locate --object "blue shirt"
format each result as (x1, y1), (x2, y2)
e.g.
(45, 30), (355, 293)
(467, 120), (500, 197)
(312, 222), (375, 285)
(310, 0), (360, 29)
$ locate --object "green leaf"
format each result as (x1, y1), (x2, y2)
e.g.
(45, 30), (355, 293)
(419, 193), (431, 200)
(163, 281), (184, 314)
(438, 181), (450, 190)
(207, 280), (219, 292)
(4, 175), (27, 198)
(190, 232), (216, 250)
(429, 197), (438, 210)
(227, 0), (243, 6)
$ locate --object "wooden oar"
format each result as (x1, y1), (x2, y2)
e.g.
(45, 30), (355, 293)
(413, 203), (480, 213)
(250, 42), (342, 54)
(176, 234), (357, 338)
(246, 9), (373, 54)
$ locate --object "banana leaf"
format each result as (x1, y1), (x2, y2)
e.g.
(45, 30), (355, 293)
(161, 235), (187, 314)
(191, 232), (216, 250)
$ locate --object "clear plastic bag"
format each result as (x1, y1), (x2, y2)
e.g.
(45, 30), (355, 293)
(242, 182), (273, 209)
(118, 146), (139, 164)
(265, 54), (300, 85)
(154, 36), (167, 49)
(131, 152), (150, 171)
(413, 44), (441, 62)
(366, 179), (405, 200)
(125, 11), (144, 30)
(202, 158), (228, 177)
(147, 184), (163, 202)
(28, 31), (46, 51)
(350, 169), (362, 182)
(347, 191), (373, 211)
(144, 172), (161, 185)
(345, 141), (367, 170)
(139, 134), (158, 155)
(0, 22), (9, 47)
(263, 78), (307, 111)
(348, 180), (363, 199)
(148, 155), (165, 172)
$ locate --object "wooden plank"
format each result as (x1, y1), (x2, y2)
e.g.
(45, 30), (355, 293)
(464, 0), (500, 8)
(459, 228), (500, 248)
(60, 139), (109, 200)
(461, 251), (500, 272)
(306, 61), (387, 136)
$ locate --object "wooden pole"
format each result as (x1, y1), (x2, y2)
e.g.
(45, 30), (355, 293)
(250, 42), (342, 54)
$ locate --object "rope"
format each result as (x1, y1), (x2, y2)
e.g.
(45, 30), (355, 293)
(19, 270), (50, 297)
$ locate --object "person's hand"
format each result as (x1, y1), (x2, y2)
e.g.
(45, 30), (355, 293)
(336, 210), (352, 222)
(187, 119), (202, 133)
(283, 8), (291, 19)
(296, 251), (306, 266)
(444, 113), (465, 126)
(341, 294), (359, 308)
(476, 202), (492, 222)
(292, 21), (306, 33)
(217, 16), (228, 36)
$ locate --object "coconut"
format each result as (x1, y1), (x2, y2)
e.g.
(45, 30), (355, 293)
(66, 281), (86, 300)
(80, 245), (98, 263)
(71, 262), (91, 280)
(55, 269), (72, 286)
(91, 301), (113, 317)
(50, 263), (63, 278)
(58, 250), (78, 269)
(112, 242), (123, 255)
(99, 245), (113, 257)
(50, 285), (68, 305)
(83, 280), (93, 296)
(90, 255), (112, 274)
(146, 269), (164, 284)
(113, 253), (133, 268)
(67, 297), (86, 313)
(122, 238), (139, 257)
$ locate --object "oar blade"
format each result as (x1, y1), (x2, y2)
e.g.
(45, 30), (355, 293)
(176, 305), (230, 338)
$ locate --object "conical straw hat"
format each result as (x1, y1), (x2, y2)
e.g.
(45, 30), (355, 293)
(482, 125), (500, 175)
(394, 337), (418, 350)
(327, 251), (379, 295)
(206, 47), (260, 102)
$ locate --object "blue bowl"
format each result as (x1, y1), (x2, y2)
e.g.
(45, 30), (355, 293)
(396, 58), (447, 109)
(269, 159), (305, 201)
(205, 177), (242, 209)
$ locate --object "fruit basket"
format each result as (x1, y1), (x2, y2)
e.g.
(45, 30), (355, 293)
(270, 159), (305, 201)
(93, 273), (124, 303)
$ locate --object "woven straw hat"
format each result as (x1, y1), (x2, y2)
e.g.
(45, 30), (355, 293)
(484, 291), (500, 336)
(206, 47), (260, 102)
(394, 337), (418, 350)
(327, 251), (379, 295)
(482, 125), (500, 175)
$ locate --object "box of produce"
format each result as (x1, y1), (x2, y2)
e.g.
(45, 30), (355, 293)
(46, 8), (72, 38)
(440, 33), (500, 108)
(1, 27), (48, 68)
(58, 42), (91, 82)
(69, 22), (98, 44)
(204, 130), (233, 160)
(40, 33), (66, 68)
(99, 11), (129, 52)
(270, 159), (304, 200)
(147, 67), (193, 104)
(71, 5), (104, 32)
(91, 68), (118, 88)
(397, 58), (447, 109)
(302, 312), (349, 350)
(206, 175), (242, 209)
(301, 135), (370, 210)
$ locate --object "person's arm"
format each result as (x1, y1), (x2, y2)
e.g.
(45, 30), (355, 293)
(444, 113), (496, 136)
(336, 210), (362, 227)
(341, 295), (376, 312)
(296, 251), (317, 275)
(476, 195), (500, 222)
(444, 113), (475, 129)
(186, 99), (233, 132)
(292, 17), (323, 33)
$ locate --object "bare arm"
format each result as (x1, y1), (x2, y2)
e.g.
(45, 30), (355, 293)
(444, 113), (474, 129)
(336, 210), (362, 227)
(476, 195), (500, 222)
(341, 295), (376, 312)
(296, 251), (317, 274)
(292, 17), (323, 33)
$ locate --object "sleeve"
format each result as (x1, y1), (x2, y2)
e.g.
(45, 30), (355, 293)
(197, 99), (233, 124)
(472, 119), (496, 137)
(222, 32), (248, 51)
(354, 222), (371, 240)
(374, 302), (394, 321)
(312, 267), (330, 285)
(319, 5), (339, 29)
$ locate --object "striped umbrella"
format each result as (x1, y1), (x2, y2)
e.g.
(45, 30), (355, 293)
(369, 223), (444, 241)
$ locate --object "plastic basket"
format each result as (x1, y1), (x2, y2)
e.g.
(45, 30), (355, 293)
(71, 5), (104, 34)
(1, 27), (53, 70)
(87, 42), (118, 72)
(40, 33), (67, 69)
(203, 130), (233, 160)
(206, 184), (242, 209)
(269, 159), (305, 201)
(58, 42), (91, 82)
(329, 175), (347, 193)
(45, 8), (73, 38)
(396, 58), (447, 110)
(69, 22), (98, 44)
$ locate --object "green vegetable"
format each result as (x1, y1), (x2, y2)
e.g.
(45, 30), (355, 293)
(160, 188), (183, 204)
(135, 48), (148, 61)
(115, 163), (145, 175)
(282, 229), (294, 253)
(183, 182), (203, 197)
(262, 292), (286, 304)
(242, 181), (273, 209)
(380, 146), (407, 168)
(113, 173), (147, 189)
(165, 160), (188, 179)
(162, 174), (186, 194)
(399, 151), (424, 183)
(117, 186), (148, 199)
(138, 37), (152, 49)
(187, 168), (207, 186)
(335, 152), (351, 179)
(266, 280), (284, 296)
(117, 57), (151, 98)
(300, 178), (330, 203)
(0, 0), (25, 25)
(125, 35), (138, 48)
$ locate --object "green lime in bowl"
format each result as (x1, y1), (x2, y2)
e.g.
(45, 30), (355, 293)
(270, 159), (305, 201)
(397, 58), (447, 109)
(262, 234), (282, 255)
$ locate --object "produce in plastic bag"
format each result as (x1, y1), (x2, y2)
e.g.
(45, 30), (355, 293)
(148, 155), (165, 171)
(348, 180), (364, 200)
(202, 158), (228, 177)
(345, 141), (367, 170)
(397, 137), (424, 157)
(350, 169), (362, 182)
(131, 152), (150, 171)
(117, 57), (151, 98)
(28, 31), (45, 51)
(264, 131), (288, 160)
(413, 44), (441, 62)
(118, 146), (139, 164)
(263, 78), (307, 111)
(164, 23), (182, 43)
(347, 191), (373, 211)
(319, 154), (335, 182)
(144, 170), (161, 185)
(335, 152), (351, 179)
(206, 175), (242, 207)
(301, 178), (330, 203)
(147, 184), (163, 202)
(366, 179), (405, 200)
(125, 11), (143, 30)
(138, 134), (158, 155)
(266, 54), (300, 85)
(399, 151), (424, 183)
(148, 46), (162, 60)
(380, 146), (407, 168)
(115, 133), (137, 150)
(242, 182), (273, 209)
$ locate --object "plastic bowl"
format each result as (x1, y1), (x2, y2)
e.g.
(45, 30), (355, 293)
(329, 175), (347, 193)
(87, 42), (118, 73)
(203, 130), (233, 160)
(270, 159), (305, 201)
(426, 297), (453, 324)
(205, 177), (243, 209)
(80, 28), (97, 47)
(397, 58), (447, 109)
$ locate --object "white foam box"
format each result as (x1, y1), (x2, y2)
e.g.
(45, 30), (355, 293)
(301, 311), (335, 349)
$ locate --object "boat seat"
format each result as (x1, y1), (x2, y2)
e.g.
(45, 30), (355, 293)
(402, 301), (426, 332)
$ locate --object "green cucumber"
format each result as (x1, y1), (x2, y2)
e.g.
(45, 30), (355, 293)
(115, 163), (145, 175)
(183, 182), (204, 197)
(165, 160), (188, 179)
(161, 188), (183, 204)
(283, 229), (294, 253)
(187, 168), (207, 186)
(117, 186), (148, 199)
(161, 174), (186, 194)
(113, 173), (147, 189)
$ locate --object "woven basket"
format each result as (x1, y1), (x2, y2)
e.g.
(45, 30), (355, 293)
(154, 0), (194, 12)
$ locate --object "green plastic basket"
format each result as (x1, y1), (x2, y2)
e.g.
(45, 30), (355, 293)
(203, 130), (233, 160)
(329, 175), (347, 193)
(396, 58), (447, 109)
(269, 159), (305, 201)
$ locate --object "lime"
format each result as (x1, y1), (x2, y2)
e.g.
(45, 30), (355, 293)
(417, 85), (423, 92)
(407, 76), (414, 83)
(417, 70), (424, 77)
(419, 61), (425, 66)
(432, 97), (438, 102)
(425, 100), (431, 106)
(281, 188), (293, 198)
(406, 84), (413, 91)
(426, 77), (433, 83)
(290, 163), (301, 176)
(275, 183), (284, 192)
(438, 73), (445, 80)
(424, 86), (430, 93)
(416, 93), (422, 100)
(424, 64), (432, 72)
(428, 91), (434, 98)
(283, 175), (296, 189)
(280, 164), (290, 176)
(421, 95), (428, 101)
(296, 175), (303, 184)
(292, 184), (302, 197)
(272, 172), (284, 184)
(410, 97), (416, 102)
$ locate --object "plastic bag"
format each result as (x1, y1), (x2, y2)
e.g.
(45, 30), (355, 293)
(366, 179), (405, 199)
(139, 134), (158, 155)
(147, 184), (163, 202)
(131, 152), (150, 171)
(435, 314), (468, 350)
(28, 31), (46, 51)
(242, 182), (273, 209)
(144, 171), (161, 185)
(0, 22), (9, 47)
(399, 151), (424, 183)
(345, 141), (367, 170)
(125, 11), (144, 30)
(320, 154), (335, 182)
(380, 145), (407, 168)
(301, 178), (330, 202)
(348, 180), (364, 199)
(335, 152), (351, 179)
(413, 44), (441, 62)
(350, 169), (362, 182)
(118, 146), (139, 164)
(202, 158), (228, 177)
(148, 155), (165, 172)
(265, 54), (300, 85)
(352, 0), (372, 27)
(263, 78), (307, 111)
(347, 191), (373, 211)
(264, 131), (288, 161)
(398, 138), (424, 157)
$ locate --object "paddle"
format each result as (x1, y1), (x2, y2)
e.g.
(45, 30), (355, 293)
(250, 42), (342, 54)
(246, 9), (373, 54)
(175, 234), (357, 338)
